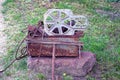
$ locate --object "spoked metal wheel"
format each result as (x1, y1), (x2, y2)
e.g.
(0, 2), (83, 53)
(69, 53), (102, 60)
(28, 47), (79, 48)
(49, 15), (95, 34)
(44, 9), (74, 35)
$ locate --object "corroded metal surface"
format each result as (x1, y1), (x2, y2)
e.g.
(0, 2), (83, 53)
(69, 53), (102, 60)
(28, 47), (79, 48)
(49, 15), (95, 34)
(27, 37), (83, 57)
(27, 22), (84, 57)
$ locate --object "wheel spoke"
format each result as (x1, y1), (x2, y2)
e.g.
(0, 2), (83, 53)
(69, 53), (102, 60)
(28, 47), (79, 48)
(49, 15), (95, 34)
(49, 14), (56, 20)
(61, 17), (71, 26)
(49, 25), (57, 32)
(57, 11), (61, 20)
(62, 24), (72, 30)
(62, 16), (69, 22)
(58, 26), (63, 34)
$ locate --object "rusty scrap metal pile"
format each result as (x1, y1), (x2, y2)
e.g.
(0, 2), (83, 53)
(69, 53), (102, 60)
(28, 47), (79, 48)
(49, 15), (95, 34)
(27, 9), (88, 57)
(0, 9), (89, 80)
(26, 9), (88, 80)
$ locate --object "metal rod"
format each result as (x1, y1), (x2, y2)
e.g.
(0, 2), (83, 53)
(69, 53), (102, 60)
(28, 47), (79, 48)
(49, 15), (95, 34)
(52, 44), (55, 80)
(27, 39), (83, 46)
(79, 45), (81, 58)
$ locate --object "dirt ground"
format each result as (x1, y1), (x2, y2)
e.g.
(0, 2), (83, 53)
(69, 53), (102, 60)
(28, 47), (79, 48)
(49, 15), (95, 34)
(0, 0), (7, 68)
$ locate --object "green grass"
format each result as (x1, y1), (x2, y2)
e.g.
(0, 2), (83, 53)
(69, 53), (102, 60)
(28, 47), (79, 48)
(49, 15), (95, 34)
(2, 0), (14, 6)
(37, 73), (46, 80)
(1, 0), (120, 79)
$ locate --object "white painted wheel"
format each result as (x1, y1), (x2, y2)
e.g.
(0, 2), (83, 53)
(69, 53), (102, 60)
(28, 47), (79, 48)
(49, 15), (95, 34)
(44, 9), (74, 35)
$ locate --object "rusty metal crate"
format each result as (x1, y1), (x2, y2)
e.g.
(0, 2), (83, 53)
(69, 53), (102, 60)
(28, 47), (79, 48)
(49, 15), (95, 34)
(27, 32), (83, 57)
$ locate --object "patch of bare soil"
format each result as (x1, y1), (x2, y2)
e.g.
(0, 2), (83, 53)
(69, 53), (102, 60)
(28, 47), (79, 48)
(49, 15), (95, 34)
(0, 0), (8, 79)
(96, 9), (120, 20)
(0, 0), (6, 68)
(96, 2), (120, 20)
(111, 2), (120, 11)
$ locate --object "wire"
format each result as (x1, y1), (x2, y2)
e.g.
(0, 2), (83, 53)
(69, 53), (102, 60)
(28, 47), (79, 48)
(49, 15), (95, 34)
(0, 37), (27, 73)
(15, 37), (27, 60)
(0, 59), (16, 73)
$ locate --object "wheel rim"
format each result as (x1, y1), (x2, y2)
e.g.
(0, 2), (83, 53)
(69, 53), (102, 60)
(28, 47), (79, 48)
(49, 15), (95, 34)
(44, 9), (74, 35)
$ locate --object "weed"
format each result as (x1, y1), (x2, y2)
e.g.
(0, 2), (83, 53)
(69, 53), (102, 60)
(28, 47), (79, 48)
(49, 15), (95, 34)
(37, 73), (46, 80)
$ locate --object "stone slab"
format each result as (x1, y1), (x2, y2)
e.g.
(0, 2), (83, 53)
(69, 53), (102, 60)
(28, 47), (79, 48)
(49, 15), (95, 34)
(27, 52), (96, 80)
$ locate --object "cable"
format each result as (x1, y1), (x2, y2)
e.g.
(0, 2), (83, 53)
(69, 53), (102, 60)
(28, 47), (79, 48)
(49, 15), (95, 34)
(0, 37), (27, 73)
(15, 37), (27, 60)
